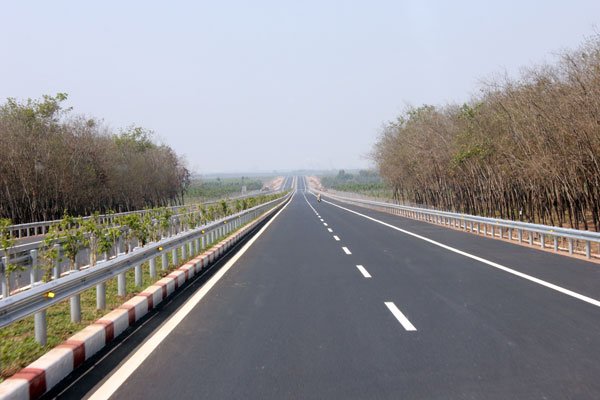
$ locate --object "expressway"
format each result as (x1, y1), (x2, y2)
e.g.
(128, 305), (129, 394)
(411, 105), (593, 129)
(49, 176), (600, 399)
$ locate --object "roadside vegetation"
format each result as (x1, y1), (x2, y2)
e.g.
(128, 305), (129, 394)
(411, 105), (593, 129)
(184, 177), (264, 203)
(320, 170), (391, 198)
(0, 94), (190, 224)
(373, 36), (600, 230)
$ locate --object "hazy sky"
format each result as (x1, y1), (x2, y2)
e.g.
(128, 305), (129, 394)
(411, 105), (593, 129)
(1, 1), (599, 174)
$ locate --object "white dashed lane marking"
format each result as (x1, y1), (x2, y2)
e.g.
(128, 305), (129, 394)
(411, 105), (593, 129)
(356, 265), (372, 278)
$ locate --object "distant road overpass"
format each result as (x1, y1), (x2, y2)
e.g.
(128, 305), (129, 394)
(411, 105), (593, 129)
(44, 176), (600, 399)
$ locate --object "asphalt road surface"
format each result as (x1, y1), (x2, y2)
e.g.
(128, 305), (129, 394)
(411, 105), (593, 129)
(50, 176), (600, 399)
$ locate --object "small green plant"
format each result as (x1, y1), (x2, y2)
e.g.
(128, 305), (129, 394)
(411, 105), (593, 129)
(45, 214), (88, 271)
(0, 218), (24, 294)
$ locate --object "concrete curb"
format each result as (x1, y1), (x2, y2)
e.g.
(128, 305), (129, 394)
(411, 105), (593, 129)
(0, 205), (279, 400)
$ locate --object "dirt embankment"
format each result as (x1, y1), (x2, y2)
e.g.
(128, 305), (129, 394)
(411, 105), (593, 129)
(264, 176), (284, 191)
(307, 176), (324, 191)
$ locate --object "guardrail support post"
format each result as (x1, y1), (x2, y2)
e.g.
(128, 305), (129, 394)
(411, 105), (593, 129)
(135, 264), (142, 287)
(181, 244), (187, 261)
(71, 294), (81, 323)
(540, 234), (545, 249)
(172, 248), (178, 266)
(161, 252), (168, 270)
(585, 241), (591, 258)
(0, 257), (7, 298)
(149, 257), (157, 278)
(30, 249), (38, 286)
(53, 245), (61, 280)
(96, 282), (106, 309)
(118, 273), (126, 296)
(34, 309), (47, 345)
(518, 229), (523, 243)
(568, 239), (573, 254)
(553, 237), (558, 252)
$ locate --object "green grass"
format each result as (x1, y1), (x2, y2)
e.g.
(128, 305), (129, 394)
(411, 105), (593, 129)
(184, 177), (264, 203)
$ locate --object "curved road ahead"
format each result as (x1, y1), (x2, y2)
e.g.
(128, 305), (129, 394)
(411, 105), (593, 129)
(50, 176), (600, 399)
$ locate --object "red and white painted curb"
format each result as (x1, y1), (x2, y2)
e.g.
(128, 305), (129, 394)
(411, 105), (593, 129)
(0, 207), (278, 400)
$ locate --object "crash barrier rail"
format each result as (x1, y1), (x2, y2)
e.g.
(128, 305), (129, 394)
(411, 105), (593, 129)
(5, 189), (272, 239)
(0, 191), (291, 346)
(313, 190), (600, 260)
(0, 190), (283, 294)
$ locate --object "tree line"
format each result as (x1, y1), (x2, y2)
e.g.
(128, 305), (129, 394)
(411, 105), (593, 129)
(321, 170), (388, 196)
(373, 36), (600, 230)
(0, 94), (190, 224)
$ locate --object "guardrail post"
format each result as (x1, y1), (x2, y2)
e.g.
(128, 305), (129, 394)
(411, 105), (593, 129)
(585, 241), (591, 258)
(553, 237), (558, 252)
(53, 245), (61, 280)
(71, 293), (81, 323)
(96, 282), (106, 309)
(149, 257), (157, 278)
(568, 239), (573, 254)
(161, 252), (168, 270)
(181, 243), (187, 261)
(135, 263), (143, 287)
(34, 309), (47, 345)
(118, 272), (126, 296)
(540, 234), (545, 249)
(1, 257), (7, 298)
(172, 248), (178, 266)
(30, 249), (38, 286)
(491, 225), (495, 238)
(484, 224), (487, 236)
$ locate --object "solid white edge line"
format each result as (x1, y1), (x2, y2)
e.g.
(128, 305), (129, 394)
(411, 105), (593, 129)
(356, 265), (372, 278)
(385, 302), (417, 331)
(87, 191), (296, 400)
(333, 235), (340, 241)
(342, 246), (352, 255)
(322, 198), (600, 309)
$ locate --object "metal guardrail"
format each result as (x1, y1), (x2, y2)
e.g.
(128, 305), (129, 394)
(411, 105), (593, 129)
(5, 189), (272, 239)
(0, 192), (291, 334)
(1, 191), (286, 296)
(314, 189), (600, 260)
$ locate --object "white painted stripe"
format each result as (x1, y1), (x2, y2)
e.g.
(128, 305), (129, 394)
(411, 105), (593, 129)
(327, 228), (333, 233)
(342, 246), (351, 255)
(87, 193), (295, 400)
(385, 302), (417, 331)
(324, 199), (600, 309)
(319, 218), (324, 222)
(356, 265), (371, 278)
(323, 223), (328, 226)
(333, 235), (340, 241)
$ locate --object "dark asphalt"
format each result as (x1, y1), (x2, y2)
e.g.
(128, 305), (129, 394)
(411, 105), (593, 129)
(54, 176), (600, 399)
